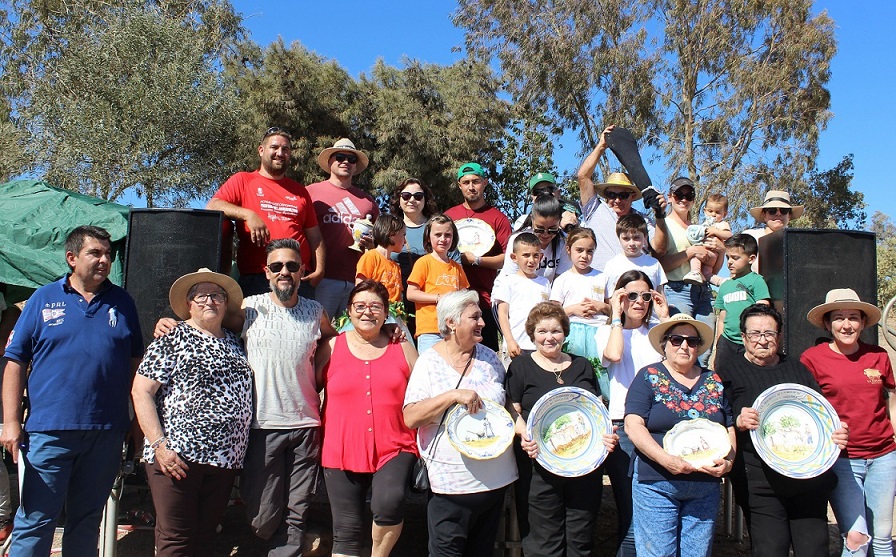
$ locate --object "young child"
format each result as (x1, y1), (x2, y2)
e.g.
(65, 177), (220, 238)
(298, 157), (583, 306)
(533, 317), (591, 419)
(713, 234), (770, 371)
(355, 214), (406, 303)
(493, 233), (551, 359)
(601, 213), (667, 300)
(407, 214), (469, 354)
(684, 193), (732, 286)
(550, 228), (611, 396)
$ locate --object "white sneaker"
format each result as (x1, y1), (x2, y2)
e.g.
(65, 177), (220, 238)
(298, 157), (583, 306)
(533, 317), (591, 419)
(683, 271), (705, 286)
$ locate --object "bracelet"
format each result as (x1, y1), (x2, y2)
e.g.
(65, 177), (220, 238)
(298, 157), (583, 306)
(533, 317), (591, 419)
(150, 436), (167, 450)
(473, 255), (482, 266)
(610, 319), (623, 329)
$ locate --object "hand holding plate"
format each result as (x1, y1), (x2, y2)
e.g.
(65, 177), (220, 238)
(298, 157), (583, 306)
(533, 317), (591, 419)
(736, 407), (760, 431)
(520, 434), (539, 459)
(699, 458), (732, 478)
(832, 422), (849, 450)
(662, 454), (699, 475)
(602, 431), (619, 452)
(455, 389), (481, 415)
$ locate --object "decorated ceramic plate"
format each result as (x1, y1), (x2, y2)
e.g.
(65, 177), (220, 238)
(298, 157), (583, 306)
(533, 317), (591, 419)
(750, 383), (841, 479)
(446, 398), (515, 460)
(526, 387), (612, 477)
(456, 218), (496, 257)
(663, 418), (731, 468)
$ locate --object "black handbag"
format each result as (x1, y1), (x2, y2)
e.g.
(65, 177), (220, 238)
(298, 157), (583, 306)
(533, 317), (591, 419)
(409, 348), (475, 494)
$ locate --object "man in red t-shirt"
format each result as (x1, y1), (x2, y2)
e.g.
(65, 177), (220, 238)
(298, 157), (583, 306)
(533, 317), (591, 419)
(307, 138), (379, 320)
(444, 162), (511, 351)
(208, 127), (325, 298)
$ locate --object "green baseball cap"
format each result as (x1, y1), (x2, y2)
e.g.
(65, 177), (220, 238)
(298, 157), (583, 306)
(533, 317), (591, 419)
(457, 162), (485, 180)
(528, 172), (557, 192)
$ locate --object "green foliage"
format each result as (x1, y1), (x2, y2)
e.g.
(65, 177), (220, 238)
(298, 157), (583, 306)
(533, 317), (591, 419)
(871, 211), (896, 306)
(454, 0), (837, 226)
(797, 154), (866, 230)
(0, 0), (245, 206)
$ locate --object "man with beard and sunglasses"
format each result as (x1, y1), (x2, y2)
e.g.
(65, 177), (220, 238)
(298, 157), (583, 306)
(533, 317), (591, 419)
(576, 125), (668, 271)
(154, 238), (337, 556)
(209, 127), (325, 299)
(307, 139), (379, 321)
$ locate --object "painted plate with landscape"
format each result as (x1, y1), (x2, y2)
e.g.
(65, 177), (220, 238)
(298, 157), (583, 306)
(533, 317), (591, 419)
(446, 398), (515, 460)
(750, 383), (841, 479)
(663, 418), (731, 468)
(455, 218), (496, 257)
(526, 387), (612, 477)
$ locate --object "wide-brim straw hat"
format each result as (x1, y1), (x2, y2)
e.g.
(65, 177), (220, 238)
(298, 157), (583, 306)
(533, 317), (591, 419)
(749, 190), (804, 220)
(806, 288), (881, 330)
(595, 172), (642, 200)
(169, 268), (243, 320)
(317, 138), (369, 175)
(648, 313), (715, 356)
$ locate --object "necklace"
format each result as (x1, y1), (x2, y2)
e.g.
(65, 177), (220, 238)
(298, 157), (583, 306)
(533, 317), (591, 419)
(535, 352), (567, 384)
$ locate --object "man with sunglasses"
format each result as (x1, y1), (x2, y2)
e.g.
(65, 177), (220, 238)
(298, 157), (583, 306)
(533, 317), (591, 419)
(744, 190), (804, 273)
(209, 127), (325, 299)
(444, 162), (512, 351)
(576, 125), (668, 271)
(307, 138), (379, 320)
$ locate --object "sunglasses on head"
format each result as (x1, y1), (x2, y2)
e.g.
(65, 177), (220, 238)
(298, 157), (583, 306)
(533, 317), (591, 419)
(763, 207), (792, 216)
(672, 190), (696, 201)
(604, 190), (632, 201)
(263, 126), (292, 140)
(333, 152), (358, 164)
(400, 191), (425, 201)
(267, 261), (301, 273)
(533, 226), (561, 235)
(626, 292), (652, 302)
(664, 334), (702, 348)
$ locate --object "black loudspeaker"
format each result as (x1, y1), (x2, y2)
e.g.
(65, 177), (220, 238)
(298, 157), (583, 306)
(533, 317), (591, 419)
(124, 209), (231, 347)
(759, 228), (877, 356)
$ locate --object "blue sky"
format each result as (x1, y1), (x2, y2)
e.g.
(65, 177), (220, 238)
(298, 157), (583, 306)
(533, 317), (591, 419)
(231, 0), (893, 224)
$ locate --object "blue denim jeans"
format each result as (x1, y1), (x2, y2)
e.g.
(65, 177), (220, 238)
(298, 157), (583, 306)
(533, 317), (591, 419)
(632, 467), (720, 557)
(664, 281), (716, 367)
(603, 421), (636, 557)
(416, 333), (442, 355)
(10, 430), (124, 556)
(830, 452), (896, 556)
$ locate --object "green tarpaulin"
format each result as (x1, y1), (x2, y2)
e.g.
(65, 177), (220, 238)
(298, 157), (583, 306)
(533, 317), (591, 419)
(0, 180), (130, 297)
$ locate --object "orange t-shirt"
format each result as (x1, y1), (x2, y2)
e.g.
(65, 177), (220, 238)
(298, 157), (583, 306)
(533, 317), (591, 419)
(356, 250), (403, 302)
(407, 255), (469, 337)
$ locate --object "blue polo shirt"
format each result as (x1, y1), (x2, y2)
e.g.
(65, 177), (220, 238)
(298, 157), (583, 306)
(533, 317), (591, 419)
(4, 276), (144, 432)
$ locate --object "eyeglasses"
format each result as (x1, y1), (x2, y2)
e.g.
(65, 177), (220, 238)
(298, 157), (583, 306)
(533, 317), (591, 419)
(625, 292), (653, 302)
(332, 152), (358, 164)
(533, 226), (561, 235)
(672, 190), (696, 201)
(665, 334), (702, 348)
(191, 292), (227, 304)
(763, 207), (792, 216)
(351, 302), (385, 314)
(400, 191), (425, 201)
(744, 330), (779, 342)
(604, 191), (632, 201)
(267, 261), (302, 273)
(263, 126), (292, 140)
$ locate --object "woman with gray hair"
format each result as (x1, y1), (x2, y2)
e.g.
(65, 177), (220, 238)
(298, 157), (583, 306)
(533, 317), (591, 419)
(403, 290), (517, 557)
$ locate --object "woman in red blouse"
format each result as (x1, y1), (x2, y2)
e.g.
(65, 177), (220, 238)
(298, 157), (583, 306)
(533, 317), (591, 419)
(316, 280), (419, 557)
(801, 288), (896, 557)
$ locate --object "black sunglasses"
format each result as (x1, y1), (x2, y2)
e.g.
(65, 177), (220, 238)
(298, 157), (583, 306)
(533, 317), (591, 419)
(763, 207), (792, 216)
(664, 334), (702, 348)
(672, 190), (696, 201)
(267, 261), (302, 273)
(604, 191), (632, 201)
(400, 191), (425, 201)
(332, 152), (358, 164)
(532, 226), (561, 235)
(626, 292), (652, 302)
(263, 126), (292, 140)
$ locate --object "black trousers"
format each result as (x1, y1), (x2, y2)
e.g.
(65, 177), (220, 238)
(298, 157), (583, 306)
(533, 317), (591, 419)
(427, 486), (508, 557)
